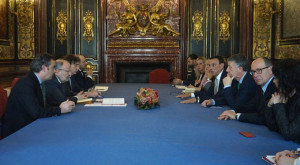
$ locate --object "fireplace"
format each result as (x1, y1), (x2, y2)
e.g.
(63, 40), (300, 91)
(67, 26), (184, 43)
(116, 63), (171, 83)
(103, 38), (183, 83)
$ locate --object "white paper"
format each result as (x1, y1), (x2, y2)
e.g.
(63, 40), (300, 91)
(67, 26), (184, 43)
(94, 86), (109, 92)
(102, 98), (125, 105)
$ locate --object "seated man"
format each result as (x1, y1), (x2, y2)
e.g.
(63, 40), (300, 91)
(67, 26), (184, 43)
(1, 53), (74, 138)
(201, 54), (258, 108)
(218, 57), (276, 124)
(73, 54), (95, 91)
(63, 54), (99, 98)
(172, 54), (198, 86)
(45, 59), (87, 106)
(178, 56), (227, 104)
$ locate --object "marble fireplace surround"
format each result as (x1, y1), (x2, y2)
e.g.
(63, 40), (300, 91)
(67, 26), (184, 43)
(104, 49), (182, 83)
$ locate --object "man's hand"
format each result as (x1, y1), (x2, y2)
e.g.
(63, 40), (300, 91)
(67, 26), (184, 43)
(223, 74), (234, 86)
(86, 89), (101, 97)
(180, 98), (196, 104)
(86, 68), (93, 77)
(218, 110), (236, 120)
(176, 93), (191, 98)
(201, 99), (213, 107)
(60, 99), (75, 113)
(172, 78), (182, 85)
(76, 91), (88, 100)
(275, 150), (296, 165)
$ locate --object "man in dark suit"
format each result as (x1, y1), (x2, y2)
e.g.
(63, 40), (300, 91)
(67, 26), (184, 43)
(172, 54), (198, 86)
(45, 59), (87, 106)
(73, 54), (95, 91)
(1, 53), (75, 138)
(178, 56), (227, 104)
(63, 54), (99, 98)
(218, 57), (276, 124)
(201, 54), (258, 108)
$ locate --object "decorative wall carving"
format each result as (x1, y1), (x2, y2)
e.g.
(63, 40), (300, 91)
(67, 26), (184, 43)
(253, 0), (273, 59)
(56, 10), (67, 45)
(83, 10), (95, 44)
(17, 0), (35, 59)
(192, 10), (203, 44)
(219, 11), (230, 43)
(107, 0), (180, 37)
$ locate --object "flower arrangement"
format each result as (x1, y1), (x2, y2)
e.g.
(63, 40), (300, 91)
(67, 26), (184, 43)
(134, 88), (159, 109)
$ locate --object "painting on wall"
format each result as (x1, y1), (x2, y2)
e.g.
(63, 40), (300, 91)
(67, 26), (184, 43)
(280, 0), (300, 44)
(0, 0), (8, 40)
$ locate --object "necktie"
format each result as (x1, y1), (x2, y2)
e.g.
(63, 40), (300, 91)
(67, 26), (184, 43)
(214, 78), (219, 95)
(69, 77), (73, 91)
(237, 82), (241, 90)
(40, 83), (46, 108)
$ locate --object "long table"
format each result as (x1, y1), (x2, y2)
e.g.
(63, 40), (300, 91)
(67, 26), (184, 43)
(0, 84), (298, 164)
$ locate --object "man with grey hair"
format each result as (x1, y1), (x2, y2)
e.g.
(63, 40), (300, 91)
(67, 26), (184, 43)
(202, 54), (258, 108)
(218, 57), (276, 124)
(45, 59), (87, 106)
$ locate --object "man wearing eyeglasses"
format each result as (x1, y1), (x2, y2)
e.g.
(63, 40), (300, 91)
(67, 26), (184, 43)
(45, 59), (87, 106)
(218, 57), (277, 124)
(178, 56), (227, 104)
(201, 54), (258, 108)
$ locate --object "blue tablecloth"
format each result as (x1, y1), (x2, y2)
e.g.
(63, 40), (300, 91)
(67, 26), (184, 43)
(0, 83), (299, 165)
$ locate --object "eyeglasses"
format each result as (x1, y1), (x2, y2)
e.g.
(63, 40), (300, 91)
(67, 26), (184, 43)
(250, 66), (270, 74)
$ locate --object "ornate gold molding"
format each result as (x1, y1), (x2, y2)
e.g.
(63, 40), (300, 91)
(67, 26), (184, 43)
(56, 10), (67, 45)
(192, 10), (203, 44)
(253, 0), (273, 59)
(274, 0), (300, 59)
(17, 0), (35, 59)
(83, 10), (95, 44)
(107, 41), (179, 48)
(219, 10), (230, 43)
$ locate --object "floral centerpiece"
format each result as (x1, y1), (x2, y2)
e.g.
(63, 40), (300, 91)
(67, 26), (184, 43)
(134, 88), (159, 109)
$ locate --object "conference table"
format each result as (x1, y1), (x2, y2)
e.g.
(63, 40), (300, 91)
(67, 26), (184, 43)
(0, 84), (299, 165)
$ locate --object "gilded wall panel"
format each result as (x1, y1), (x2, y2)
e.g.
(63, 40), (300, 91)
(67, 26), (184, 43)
(274, 0), (300, 59)
(252, 0), (273, 59)
(17, 0), (35, 59)
(0, 0), (14, 60)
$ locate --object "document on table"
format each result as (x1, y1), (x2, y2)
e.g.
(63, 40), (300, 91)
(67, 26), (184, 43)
(77, 98), (93, 104)
(262, 155), (275, 164)
(84, 98), (127, 107)
(94, 86), (109, 92)
(175, 85), (186, 89)
(183, 88), (196, 93)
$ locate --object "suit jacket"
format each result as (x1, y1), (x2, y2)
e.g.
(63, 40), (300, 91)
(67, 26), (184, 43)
(238, 78), (277, 125)
(45, 76), (77, 106)
(214, 72), (258, 108)
(264, 92), (300, 143)
(1, 72), (61, 138)
(73, 70), (94, 91)
(195, 70), (227, 102)
(183, 67), (196, 86)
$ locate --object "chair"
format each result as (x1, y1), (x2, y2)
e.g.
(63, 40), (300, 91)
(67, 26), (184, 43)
(0, 85), (8, 140)
(11, 77), (19, 89)
(149, 68), (170, 84)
